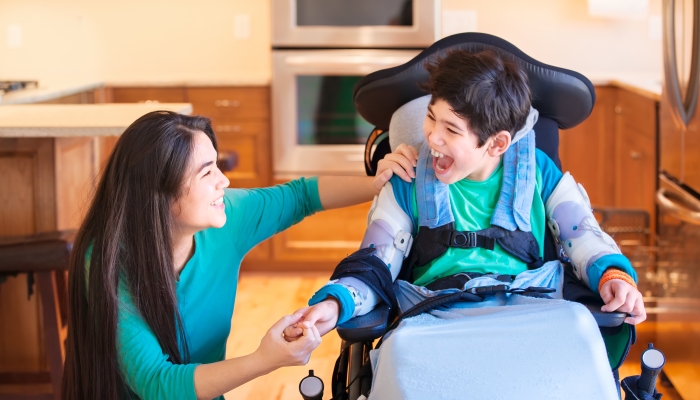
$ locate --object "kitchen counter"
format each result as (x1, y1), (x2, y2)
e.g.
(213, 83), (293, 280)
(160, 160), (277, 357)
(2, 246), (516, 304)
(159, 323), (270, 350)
(587, 73), (662, 101)
(0, 80), (104, 105)
(0, 103), (192, 137)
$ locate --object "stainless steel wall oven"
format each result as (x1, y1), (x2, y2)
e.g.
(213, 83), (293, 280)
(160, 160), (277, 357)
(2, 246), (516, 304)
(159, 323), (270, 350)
(271, 0), (440, 178)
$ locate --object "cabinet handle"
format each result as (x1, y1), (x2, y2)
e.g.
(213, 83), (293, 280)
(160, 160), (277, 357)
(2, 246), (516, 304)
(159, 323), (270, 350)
(615, 106), (623, 114)
(214, 100), (241, 107)
(215, 125), (242, 133)
(217, 151), (238, 172)
(630, 151), (641, 159)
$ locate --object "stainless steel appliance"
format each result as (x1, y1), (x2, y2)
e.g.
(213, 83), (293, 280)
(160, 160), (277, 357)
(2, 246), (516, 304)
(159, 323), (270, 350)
(272, 49), (420, 177)
(271, 0), (438, 178)
(655, 0), (700, 397)
(272, 0), (440, 49)
(0, 80), (38, 101)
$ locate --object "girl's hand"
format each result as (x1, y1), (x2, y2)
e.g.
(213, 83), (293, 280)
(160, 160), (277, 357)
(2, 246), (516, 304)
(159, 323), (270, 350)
(374, 144), (419, 191)
(600, 279), (647, 325)
(255, 314), (321, 369)
(284, 299), (341, 339)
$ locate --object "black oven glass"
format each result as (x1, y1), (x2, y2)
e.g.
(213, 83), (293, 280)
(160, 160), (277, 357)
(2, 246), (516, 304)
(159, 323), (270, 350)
(297, 75), (373, 145)
(296, 0), (412, 27)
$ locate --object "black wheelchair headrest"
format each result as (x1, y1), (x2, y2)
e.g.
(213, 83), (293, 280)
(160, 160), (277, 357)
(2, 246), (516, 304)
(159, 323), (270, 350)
(353, 32), (595, 132)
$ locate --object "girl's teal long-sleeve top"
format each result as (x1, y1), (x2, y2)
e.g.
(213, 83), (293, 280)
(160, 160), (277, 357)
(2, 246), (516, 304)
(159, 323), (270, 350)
(116, 178), (323, 400)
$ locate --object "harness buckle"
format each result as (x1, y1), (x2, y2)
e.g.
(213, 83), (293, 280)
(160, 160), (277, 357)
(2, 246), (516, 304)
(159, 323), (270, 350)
(466, 284), (510, 295)
(451, 231), (477, 248)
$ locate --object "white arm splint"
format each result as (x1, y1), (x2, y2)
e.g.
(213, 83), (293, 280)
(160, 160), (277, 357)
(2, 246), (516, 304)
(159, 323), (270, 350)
(545, 172), (622, 288)
(330, 181), (414, 318)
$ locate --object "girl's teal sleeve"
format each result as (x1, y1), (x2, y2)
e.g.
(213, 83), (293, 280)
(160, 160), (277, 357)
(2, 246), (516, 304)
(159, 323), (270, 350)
(117, 284), (199, 400)
(224, 177), (324, 256)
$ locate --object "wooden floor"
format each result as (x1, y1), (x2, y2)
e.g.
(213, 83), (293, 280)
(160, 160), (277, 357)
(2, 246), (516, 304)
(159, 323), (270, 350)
(0, 272), (690, 399)
(224, 272), (343, 400)
(225, 272), (688, 400)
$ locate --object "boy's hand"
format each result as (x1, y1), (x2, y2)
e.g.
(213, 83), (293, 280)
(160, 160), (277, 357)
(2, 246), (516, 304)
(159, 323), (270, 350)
(600, 279), (646, 325)
(374, 144), (419, 190)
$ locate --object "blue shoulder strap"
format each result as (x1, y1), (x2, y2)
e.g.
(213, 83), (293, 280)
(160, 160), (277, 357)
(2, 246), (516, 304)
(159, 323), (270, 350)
(415, 144), (453, 229)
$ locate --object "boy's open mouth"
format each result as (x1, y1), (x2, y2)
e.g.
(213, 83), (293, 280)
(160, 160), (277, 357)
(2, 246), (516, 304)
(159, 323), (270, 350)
(431, 148), (455, 172)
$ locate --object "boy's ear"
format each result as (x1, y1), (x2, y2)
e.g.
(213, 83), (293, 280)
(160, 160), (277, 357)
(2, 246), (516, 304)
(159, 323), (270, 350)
(486, 131), (512, 157)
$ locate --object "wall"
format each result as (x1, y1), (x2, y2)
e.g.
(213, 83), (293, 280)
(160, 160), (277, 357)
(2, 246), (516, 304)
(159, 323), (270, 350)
(442, 0), (663, 77)
(0, 0), (661, 85)
(0, 0), (271, 85)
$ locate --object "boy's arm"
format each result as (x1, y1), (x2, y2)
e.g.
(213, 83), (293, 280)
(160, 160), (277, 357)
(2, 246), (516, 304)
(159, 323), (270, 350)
(540, 164), (645, 324)
(536, 150), (638, 290)
(300, 179), (415, 332)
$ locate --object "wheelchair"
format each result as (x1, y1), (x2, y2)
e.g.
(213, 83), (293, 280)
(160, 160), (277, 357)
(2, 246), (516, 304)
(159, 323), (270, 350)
(300, 33), (664, 400)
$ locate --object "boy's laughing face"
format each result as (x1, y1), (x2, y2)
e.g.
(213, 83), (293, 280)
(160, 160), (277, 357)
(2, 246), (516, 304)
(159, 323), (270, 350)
(423, 98), (504, 184)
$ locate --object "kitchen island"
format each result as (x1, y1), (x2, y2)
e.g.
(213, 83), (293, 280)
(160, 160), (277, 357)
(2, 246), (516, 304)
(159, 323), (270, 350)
(0, 103), (191, 396)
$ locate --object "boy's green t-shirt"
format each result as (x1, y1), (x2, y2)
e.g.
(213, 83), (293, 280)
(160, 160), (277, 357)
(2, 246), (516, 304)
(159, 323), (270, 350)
(412, 162), (547, 286)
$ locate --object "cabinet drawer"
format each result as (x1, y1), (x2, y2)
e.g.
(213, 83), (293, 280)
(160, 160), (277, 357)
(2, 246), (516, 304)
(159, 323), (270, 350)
(111, 87), (187, 103)
(212, 120), (267, 137)
(187, 87), (269, 120)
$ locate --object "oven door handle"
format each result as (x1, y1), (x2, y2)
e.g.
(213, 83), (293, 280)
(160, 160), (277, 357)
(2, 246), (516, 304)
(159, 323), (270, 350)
(656, 187), (700, 225)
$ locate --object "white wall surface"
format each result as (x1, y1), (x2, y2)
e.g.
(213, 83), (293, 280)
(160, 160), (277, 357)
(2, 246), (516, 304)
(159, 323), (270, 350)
(442, 0), (663, 76)
(0, 0), (661, 85)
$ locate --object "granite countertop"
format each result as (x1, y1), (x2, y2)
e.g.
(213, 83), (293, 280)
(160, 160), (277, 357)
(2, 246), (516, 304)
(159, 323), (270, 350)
(0, 74), (661, 106)
(586, 73), (662, 101)
(0, 78), (270, 105)
(0, 81), (105, 105)
(0, 103), (192, 137)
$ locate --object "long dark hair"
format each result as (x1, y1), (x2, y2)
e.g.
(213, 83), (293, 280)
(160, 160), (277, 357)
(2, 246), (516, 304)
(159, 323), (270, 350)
(62, 111), (218, 399)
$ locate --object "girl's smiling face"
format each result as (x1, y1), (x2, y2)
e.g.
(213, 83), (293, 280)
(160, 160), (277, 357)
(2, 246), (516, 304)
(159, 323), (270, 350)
(423, 98), (506, 184)
(171, 132), (230, 236)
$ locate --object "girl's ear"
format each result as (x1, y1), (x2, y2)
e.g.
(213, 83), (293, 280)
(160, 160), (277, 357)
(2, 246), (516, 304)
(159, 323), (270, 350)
(487, 130), (512, 157)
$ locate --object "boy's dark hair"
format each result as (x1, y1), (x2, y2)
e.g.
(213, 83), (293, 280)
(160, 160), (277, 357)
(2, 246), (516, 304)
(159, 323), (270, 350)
(424, 49), (531, 147)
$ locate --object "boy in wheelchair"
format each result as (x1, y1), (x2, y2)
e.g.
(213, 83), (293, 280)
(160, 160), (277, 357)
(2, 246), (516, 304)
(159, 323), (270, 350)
(287, 48), (646, 399)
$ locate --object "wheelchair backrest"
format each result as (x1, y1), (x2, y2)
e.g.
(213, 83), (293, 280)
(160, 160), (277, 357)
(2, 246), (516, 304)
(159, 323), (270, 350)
(357, 32), (595, 175)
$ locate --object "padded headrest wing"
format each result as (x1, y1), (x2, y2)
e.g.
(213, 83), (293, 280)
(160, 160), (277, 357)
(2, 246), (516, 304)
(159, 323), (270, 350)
(354, 32), (595, 131)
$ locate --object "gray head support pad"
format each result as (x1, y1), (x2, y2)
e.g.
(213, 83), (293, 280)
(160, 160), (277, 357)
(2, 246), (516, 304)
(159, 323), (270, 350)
(388, 95), (432, 152)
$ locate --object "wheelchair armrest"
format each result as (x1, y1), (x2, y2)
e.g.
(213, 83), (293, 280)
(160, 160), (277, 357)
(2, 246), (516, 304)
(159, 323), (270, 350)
(583, 303), (628, 327)
(337, 303), (390, 343)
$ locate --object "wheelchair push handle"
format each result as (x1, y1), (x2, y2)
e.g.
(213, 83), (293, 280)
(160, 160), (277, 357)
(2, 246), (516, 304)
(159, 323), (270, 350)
(299, 370), (324, 400)
(638, 343), (665, 394)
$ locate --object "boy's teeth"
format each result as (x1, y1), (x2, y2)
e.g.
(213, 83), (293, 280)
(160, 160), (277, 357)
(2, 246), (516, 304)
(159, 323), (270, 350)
(430, 148), (444, 158)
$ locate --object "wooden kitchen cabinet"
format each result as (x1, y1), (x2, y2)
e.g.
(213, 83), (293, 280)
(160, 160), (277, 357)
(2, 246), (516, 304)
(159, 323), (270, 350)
(613, 89), (659, 235)
(559, 86), (617, 207)
(559, 85), (659, 243)
(185, 87), (272, 190)
(242, 196), (373, 272)
(111, 87), (187, 103)
(0, 136), (99, 382)
(107, 86), (271, 190)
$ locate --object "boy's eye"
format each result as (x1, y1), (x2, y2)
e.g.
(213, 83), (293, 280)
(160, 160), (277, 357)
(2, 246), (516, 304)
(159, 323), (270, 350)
(427, 113), (435, 121)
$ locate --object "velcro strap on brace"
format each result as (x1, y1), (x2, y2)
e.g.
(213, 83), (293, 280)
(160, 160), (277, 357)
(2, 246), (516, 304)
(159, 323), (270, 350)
(330, 247), (398, 318)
